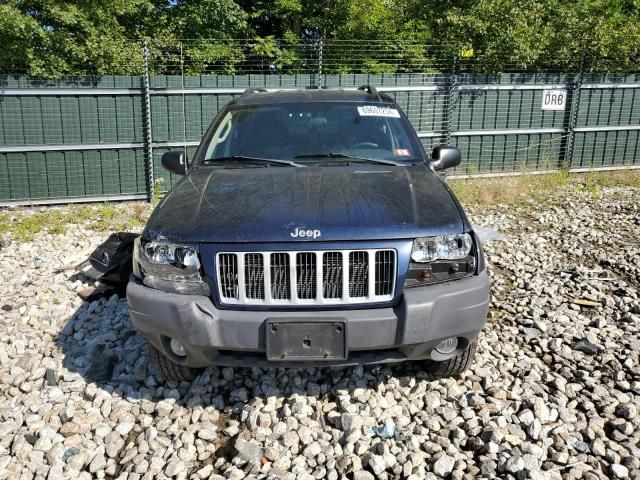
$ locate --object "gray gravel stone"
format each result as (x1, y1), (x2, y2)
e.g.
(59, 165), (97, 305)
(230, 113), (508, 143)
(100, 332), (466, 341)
(611, 464), (629, 479)
(0, 191), (638, 480)
(164, 460), (185, 477)
(433, 454), (455, 477)
(353, 470), (375, 480)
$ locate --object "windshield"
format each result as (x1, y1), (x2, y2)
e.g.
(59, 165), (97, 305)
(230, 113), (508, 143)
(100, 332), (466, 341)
(200, 102), (424, 165)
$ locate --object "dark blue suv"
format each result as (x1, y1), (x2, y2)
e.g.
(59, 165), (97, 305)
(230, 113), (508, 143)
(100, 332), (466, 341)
(126, 86), (490, 381)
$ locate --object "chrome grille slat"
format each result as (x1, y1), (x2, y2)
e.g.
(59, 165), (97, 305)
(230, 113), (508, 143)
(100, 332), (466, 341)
(270, 253), (291, 300)
(322, 252), (343, 299)
(244, 253), (264, 299)
(348, 251), (369, 297)
(375, 250), (395, 296)
(216, 249), (396, 306)
(218, 253), (239, 299)
(297, 252), (316, 299)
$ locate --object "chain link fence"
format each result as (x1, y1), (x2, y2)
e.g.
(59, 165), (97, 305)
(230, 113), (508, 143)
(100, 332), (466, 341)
(1, 40), (639, 205)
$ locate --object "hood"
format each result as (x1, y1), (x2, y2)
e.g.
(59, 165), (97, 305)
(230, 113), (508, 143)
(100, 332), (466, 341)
(145, 164), (468, 243)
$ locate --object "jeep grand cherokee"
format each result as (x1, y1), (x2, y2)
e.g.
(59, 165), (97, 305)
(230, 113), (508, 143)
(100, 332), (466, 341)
(126, 86), (490, 381)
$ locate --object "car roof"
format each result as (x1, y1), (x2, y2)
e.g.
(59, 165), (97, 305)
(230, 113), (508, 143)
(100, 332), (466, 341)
(230, 87), (396, 107)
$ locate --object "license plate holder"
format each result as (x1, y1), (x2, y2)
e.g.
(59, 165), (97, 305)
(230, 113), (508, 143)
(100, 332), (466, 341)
(266, 319), (347, 361)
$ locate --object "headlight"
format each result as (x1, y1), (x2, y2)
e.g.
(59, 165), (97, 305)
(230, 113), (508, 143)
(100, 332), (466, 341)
(143, 242), (201, 271)
(410, 233), (473, 263)
(133, 238), (210, 295)
(405, 233), (475, 287)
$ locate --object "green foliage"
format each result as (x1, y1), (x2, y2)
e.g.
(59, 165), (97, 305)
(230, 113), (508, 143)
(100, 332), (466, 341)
(1, 0), (639, 76)
(152, 178), (166, 206)
(408, 0), (640, 72)
(0, 0), (152, 77)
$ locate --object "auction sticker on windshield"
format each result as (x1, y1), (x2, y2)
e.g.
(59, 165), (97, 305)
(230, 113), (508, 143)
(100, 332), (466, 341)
(357, 105), (401, 118)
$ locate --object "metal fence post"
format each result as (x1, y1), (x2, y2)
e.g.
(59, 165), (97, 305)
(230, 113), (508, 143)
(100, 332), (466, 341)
(142, 40), (154, 201)
(317, 38), (324, 87)
(446, 53), (458, 145)
(565, 72), (583, 169)
(180, 41), (187, 160)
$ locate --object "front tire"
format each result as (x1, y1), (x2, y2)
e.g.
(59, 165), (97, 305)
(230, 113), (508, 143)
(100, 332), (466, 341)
(149, 344), (202, 382)
(430, 340), (477, 377)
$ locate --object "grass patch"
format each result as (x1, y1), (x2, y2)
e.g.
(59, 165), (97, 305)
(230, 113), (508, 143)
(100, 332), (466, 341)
(0, 210), (72, 241)
(0, 202), (154, 242)
(449, 169), (640, 207)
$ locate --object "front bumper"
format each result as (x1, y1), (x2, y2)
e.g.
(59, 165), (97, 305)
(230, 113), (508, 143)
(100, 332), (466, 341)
(126, 271), (490, 368)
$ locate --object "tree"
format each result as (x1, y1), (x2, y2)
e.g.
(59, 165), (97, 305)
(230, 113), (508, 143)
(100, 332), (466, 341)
(406, 0), (640, 72)
(1, 0), (639, 76)
(0, 0), (156, 77)
(0, 0), (250, 77)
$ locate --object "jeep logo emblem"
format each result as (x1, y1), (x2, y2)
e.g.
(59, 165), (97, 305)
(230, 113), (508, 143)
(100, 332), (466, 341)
(290, 227), (321, 239)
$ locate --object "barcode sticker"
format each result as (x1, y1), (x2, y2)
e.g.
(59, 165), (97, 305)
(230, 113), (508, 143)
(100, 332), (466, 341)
(357, 106), (401, 118)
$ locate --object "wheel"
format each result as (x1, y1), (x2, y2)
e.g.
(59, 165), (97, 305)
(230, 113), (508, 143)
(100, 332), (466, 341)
(149, 343), (202, 382)
(430, 340), (477, 378)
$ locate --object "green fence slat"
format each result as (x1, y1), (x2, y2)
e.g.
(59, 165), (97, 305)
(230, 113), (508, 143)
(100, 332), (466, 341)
(26, 153), (49, 197)
(98, 96), (118, 143)
(78, 97), (100, 143)
(60, 97), (82, 144)
(46, 152), (68, 198)
(119, 150), (139, 194)
(64, 152), (85, 197)
(21, 97), (45, 145)
(151, 96), (169, 142)
(83, 151), (104, 195)
(135, 150), (147, 193)
(3, 154), (29, 200)
(0, 154), (10, 200)
(101, 150), (121, 194)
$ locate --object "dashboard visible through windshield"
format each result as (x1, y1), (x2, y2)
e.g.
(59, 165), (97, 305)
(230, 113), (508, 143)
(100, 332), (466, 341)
(200, 102), (424, 166)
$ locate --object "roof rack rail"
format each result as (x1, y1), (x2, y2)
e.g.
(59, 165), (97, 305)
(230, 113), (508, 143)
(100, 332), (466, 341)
(357, 84), (381, 100)
(241, 87), (268, 98)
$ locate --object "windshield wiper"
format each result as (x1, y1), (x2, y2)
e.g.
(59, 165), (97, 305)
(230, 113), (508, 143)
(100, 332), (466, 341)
(204, 156), (304, 168)
(293, 152), (404, 166)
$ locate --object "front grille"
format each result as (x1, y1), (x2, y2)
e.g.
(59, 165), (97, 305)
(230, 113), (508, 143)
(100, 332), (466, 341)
(216, 249), (396, 306)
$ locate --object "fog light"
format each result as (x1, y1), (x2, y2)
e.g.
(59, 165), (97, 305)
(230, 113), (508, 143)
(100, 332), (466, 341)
(169, 338), (186, 357)
(435, 337), (458, 354)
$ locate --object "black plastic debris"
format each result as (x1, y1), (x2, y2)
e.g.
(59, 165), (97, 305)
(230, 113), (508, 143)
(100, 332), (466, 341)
(572, 338), (602, 355)
(77, 232), (139, 297)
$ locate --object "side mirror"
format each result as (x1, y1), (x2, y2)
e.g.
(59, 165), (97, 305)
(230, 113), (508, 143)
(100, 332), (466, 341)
(161, 151), (188, 176)
(430, 145), (461, 171)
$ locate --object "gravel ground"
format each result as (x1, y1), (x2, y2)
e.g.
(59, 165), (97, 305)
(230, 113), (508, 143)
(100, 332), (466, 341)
(0, 185), (639, 480)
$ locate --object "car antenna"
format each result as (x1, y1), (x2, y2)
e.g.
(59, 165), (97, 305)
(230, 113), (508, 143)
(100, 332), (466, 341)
(357, 84), (382, 101)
